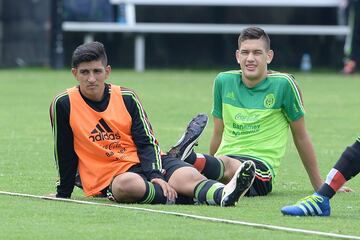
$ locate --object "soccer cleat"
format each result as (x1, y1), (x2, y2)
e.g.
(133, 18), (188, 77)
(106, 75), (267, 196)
(220, 160), (255, 207)
(167, 113), (208, 161)
(74, 172), (83, 189)
(281, 193), (330, 216)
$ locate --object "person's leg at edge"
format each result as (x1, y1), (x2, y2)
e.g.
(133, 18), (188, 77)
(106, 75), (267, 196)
(281, 140), (360, 216)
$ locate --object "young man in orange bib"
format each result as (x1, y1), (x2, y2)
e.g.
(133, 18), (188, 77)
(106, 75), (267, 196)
(50, 41), (255, 206)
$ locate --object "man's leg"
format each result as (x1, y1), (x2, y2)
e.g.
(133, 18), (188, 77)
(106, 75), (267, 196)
(186, 154), (243, 183)
(170, 144), (241, 183)
(183, 154), (273, 196)
(182, 152), (226, 181)
(167, 114), (262, 186)
(167, 113), (262, 200)
(281, 138), (360, 216)
(163, 156), (256, 206)
(110, 172), (169, 204)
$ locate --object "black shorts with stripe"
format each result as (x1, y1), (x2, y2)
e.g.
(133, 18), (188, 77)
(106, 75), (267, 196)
(227, 155), (272, 196)
(126, 155), (191, 181)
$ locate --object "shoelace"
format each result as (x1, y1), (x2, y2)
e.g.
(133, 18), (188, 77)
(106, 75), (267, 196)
(296, 195), (323, 206)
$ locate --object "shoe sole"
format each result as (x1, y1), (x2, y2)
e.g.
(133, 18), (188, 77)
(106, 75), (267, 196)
(179, 116), (208, 160)
(220, 161), (256, 207)
(169, 114), (208, 160)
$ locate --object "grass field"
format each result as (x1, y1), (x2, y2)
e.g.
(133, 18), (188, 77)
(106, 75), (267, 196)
(0, 68), (359, 240)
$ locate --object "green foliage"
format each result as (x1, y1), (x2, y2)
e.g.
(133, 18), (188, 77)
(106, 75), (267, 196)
(0, 69), (360, 239)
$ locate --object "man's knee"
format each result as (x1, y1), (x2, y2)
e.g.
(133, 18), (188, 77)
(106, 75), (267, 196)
(219, 156), (241, 183)
(168, 166), (205, 195)
(111, 172), (146, 203)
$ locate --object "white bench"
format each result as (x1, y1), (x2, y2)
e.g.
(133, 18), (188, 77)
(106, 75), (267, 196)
(62, 0), (349, 71)
(110, 0), (343, 7)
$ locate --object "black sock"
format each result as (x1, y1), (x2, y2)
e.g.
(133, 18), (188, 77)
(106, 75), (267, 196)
(184, 152), (224, 181)
(202, 154), (225, 181)
(193, 180), (224, 205)
(317, 184), (336, 199)
(138, 180), (167, 204)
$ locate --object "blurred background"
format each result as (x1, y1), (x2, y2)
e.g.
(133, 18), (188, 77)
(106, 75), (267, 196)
(0, 0), (353, 71)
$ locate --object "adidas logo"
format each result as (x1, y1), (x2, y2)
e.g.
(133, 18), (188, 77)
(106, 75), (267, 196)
(226, 91), (236, 100)
(89, 118), (121, 142)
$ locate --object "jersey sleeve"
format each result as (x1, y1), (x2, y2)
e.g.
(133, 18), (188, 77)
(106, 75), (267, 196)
(121, 88), (164, 181)
(211, 73), (223, 119)
(281, 75), (305, 121)
(50, 92), (78, 198)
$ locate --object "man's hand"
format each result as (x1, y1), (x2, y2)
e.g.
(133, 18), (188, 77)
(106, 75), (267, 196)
(338, 186), (353, 192)
(151, 178), (177, 203)
(44, 193), (70, 199)
(45, 193), (57, 198)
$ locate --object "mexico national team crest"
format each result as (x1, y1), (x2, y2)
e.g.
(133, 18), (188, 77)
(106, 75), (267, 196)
(264, 93), (275, 108)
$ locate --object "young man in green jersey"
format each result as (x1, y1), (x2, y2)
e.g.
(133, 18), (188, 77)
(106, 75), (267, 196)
(281, 137), (359, 216)
(168, 26), (323, 197)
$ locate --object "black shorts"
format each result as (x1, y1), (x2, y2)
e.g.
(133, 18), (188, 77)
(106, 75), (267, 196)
(126, 155), (191, 181)
(228, 155), (273, 197)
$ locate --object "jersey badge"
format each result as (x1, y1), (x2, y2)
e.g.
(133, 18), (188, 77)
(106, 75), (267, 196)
(264, 93), (275, 109)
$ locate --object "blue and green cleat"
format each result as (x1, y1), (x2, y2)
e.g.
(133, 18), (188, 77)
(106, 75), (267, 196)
(281, 193), (330, 216)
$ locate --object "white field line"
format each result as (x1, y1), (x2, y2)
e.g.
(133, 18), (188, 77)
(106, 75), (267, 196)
(1, 190), (359, 240)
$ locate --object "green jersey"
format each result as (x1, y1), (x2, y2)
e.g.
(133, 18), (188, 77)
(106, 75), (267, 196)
(212, 70), (305, 178)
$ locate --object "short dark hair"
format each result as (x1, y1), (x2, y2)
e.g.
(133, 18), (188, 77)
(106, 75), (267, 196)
(238, 27), (271, 50)
(71, 41), (108, 68)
